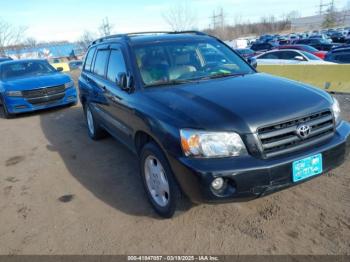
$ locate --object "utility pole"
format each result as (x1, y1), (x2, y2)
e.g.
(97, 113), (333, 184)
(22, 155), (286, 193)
(210, 8), (225, 29)
(317, 0), (333, 15)
(99, 17), (112, 37)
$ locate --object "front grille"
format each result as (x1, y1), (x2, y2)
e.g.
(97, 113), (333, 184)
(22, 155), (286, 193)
(22, 85), (65, 105)
(257, 111), (335, 158)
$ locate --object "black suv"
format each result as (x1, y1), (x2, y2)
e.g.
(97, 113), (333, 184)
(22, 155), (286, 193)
(79, 31), (350, 218)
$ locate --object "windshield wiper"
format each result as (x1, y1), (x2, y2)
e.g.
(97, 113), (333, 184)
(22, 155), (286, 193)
(189, 72), (247, 81)
(146, 79), (192, 88)
(208, 72), (247, 79)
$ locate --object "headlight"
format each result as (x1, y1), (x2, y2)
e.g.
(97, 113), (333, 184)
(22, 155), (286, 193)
(332, 97), (341, 124)
(64, 81), (74, 89)
(180, 129), (247, 158)
(5, 90), (22, 97)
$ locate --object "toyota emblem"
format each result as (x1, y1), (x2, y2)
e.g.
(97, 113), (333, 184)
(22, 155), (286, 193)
(297, 125), (311, 139)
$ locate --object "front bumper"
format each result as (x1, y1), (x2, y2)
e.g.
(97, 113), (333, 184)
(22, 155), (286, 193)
(168, 121), (350, 203)
(3, 87), (77, 114)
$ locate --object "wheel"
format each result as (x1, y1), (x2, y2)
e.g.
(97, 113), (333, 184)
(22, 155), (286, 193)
(84, 103), (107, 140)
(0, 97), (13, 119)
(140, 141), (190, 218)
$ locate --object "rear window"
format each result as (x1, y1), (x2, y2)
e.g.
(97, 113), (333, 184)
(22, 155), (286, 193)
(300, 51), (321, 60)
(93, 50), (110, 77)
(299, 45), (318, 52)
(84, 47), (96, 71)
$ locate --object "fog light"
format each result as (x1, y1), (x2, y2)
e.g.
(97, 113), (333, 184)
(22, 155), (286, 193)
(211, 177), (224, 190)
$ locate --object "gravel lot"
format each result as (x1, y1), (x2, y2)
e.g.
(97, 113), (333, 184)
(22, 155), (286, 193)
(0, 74), (349, 254)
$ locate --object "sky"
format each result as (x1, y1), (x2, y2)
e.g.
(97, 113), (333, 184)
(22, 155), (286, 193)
(0, 0), (349, 42)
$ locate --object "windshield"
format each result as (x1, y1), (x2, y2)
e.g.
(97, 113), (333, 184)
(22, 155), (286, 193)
(133, 40), (255, 87)
(0, 61), (56, 80)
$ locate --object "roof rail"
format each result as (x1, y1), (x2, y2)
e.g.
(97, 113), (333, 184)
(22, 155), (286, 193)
(91, 34), (128, 45)
(89, 31), (209, 46)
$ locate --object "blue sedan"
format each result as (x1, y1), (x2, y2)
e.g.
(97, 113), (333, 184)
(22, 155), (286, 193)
(0, 59), (77, 118)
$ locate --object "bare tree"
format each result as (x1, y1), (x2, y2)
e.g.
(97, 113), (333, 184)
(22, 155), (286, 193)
(99, 17), (113, 37)
(0, 19), (26, 55)
(163, 3), (197, 31)
(25, 37), (38, 48)
(77, 31), (96, 52)
(322, 4), (337, 28)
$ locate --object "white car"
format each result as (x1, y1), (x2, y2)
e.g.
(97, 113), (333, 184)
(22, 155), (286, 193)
(256, 49), (335, 65)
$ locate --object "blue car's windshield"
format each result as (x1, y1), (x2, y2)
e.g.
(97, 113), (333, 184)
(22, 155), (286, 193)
(0, 61), (56, 80)
(133, 40), (255, 87)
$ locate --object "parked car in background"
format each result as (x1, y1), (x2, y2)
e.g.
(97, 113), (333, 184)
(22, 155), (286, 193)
(68, 60), (83, 71)
(294, 38), (334, 51)
(235, 48), (255, 60)
(325, 45), (350, 63)
(0, 59), (77, 118)
(255, 49), (334, 65)
(250, 42), (277, 54)
(49, 57), (70, 72)
(79, 31), (350, 218)
(275, 45), (327, 59)
(0, 57), (12, 63)
(330, 32), (346, 43)
(309, 34), (332, 42)
(259, 34), (274, 43)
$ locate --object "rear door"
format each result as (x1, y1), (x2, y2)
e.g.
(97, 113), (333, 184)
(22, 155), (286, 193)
(88, 47), (115, 130)
(101, 45), (134, 146)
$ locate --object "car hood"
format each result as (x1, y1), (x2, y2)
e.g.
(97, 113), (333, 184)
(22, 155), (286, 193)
(143, 73), (333, 134)
(2, 73), (71, 91)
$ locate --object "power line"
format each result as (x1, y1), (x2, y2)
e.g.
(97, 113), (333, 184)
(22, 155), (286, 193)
(209, 8), (225, 29)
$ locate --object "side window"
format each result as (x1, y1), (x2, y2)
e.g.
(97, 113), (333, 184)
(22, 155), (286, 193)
(281, 51), (299, 60)
(107, 49), (127, 82)
(93, 49), (110, 77)
(84, 47), (96, 72)
(259, 52), (279, 59)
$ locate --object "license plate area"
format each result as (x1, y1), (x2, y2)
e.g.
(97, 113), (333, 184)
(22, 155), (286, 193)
(292, 154), (323, 182)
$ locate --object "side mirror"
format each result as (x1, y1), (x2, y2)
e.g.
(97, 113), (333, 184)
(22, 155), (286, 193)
(247, 57), (257, 69)
(294, 56), (305, 61)
(116, 72), (134, 92)
(56, 67), (64, 72)
(117, 73), (127, 89)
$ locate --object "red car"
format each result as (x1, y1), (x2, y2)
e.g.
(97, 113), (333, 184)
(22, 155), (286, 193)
(275, 45), (327, 59)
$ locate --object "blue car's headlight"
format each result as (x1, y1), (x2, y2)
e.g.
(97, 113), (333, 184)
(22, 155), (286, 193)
(64, 81), (74, 89)
(6, 90), (22, 97)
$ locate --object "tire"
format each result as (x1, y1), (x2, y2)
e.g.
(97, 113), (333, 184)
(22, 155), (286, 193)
(0, 97), (13, 119)
(83, 103), (107, 140)
(140, 141), (191, 218)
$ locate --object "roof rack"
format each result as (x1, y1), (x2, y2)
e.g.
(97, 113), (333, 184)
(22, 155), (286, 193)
(90, 31), (209, 46)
